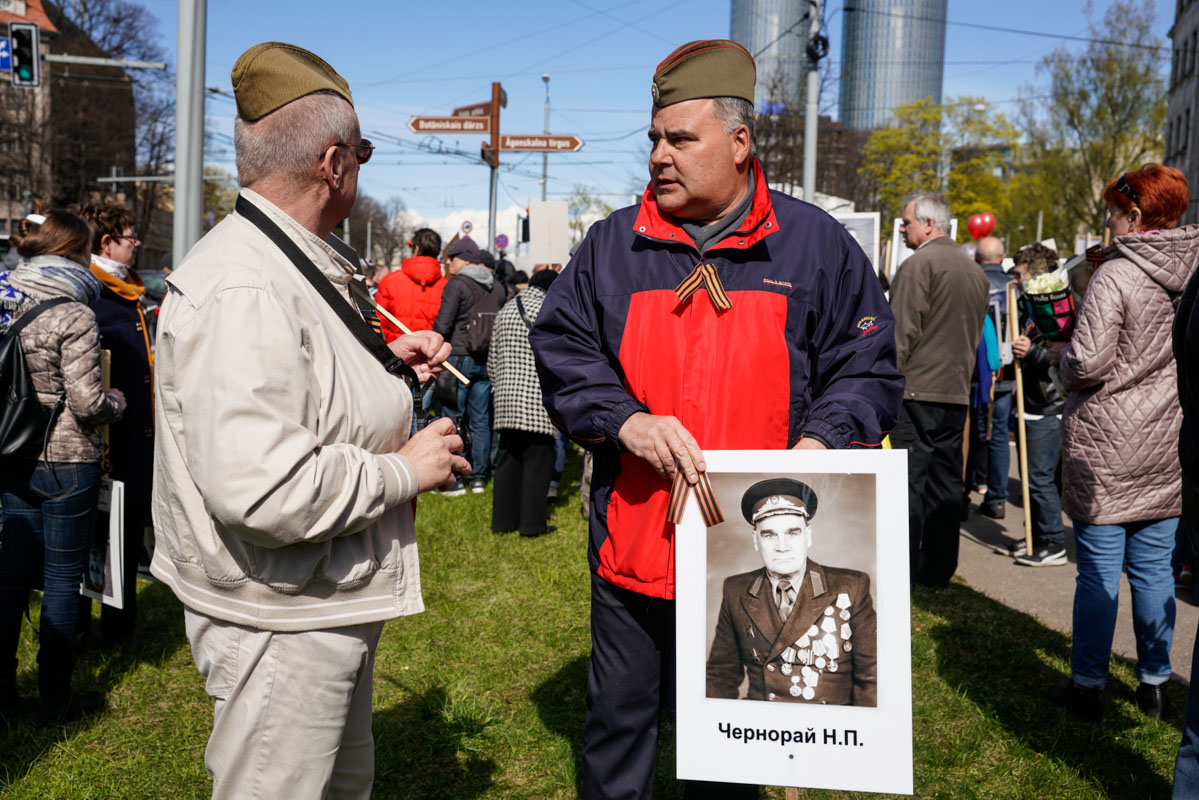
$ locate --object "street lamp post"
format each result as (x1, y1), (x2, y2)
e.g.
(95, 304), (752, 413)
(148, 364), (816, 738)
(541, 73), (550, 202)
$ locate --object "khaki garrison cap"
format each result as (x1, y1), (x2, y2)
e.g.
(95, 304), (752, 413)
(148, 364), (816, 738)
(651, 39), (756, 107)
(231, 42), (353, 122)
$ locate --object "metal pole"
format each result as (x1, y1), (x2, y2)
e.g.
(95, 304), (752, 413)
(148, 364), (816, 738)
(173, 0), (206, 269)
(366, 219), (372, 261)
(486, 82), (502, 256)
(1036, 210), (1043, 242)
(541, 73), (550, 202)
(488, 166), (498, 257)
(801, 0), (820, 204)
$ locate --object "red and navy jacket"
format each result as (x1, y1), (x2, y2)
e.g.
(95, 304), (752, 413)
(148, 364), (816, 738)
(529, 159), (903, 599)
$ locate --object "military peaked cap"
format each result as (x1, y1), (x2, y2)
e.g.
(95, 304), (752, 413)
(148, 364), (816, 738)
(741, 478), (819, 524)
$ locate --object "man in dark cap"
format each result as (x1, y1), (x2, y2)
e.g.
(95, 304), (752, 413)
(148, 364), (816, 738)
(151, 42), (469, 797)
(434, 235), (505, 495)
(706, 479), (877, 706)
(530, 38), (901, 800)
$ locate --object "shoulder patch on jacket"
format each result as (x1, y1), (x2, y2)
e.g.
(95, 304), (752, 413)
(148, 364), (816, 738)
(857, 316), (878, 336)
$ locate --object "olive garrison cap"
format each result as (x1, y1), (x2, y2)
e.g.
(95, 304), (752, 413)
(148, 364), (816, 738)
(231, 42), (353, 122)
(741, 478), (819, 525)
(652, 39), (756, 107)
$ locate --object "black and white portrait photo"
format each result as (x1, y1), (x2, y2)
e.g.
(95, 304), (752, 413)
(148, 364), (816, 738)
(674, 450), (912, 794)
(704, 475), (877, 707)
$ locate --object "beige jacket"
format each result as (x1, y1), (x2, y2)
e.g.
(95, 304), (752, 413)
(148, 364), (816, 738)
(18, 297), (123, 462)
(151, 189), (423, 631)
(1060, 225), (1199, 525)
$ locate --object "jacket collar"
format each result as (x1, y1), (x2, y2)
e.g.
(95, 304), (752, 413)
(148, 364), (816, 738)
(90, 262), (146, 301)
(632, 157), (779, 252)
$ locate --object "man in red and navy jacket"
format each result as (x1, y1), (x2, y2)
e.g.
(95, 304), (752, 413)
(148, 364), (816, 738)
(529, 39), (903, 800)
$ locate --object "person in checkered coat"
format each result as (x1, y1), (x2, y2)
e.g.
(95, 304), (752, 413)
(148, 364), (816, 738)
(488, 267), (560, 537)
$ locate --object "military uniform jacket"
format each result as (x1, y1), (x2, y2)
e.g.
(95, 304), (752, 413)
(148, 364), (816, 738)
(706, 561), (877, 706)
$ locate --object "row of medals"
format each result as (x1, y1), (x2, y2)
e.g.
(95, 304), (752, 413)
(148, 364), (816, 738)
(780, 592), (853, 699)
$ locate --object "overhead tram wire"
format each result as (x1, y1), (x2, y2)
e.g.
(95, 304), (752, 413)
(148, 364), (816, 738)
(839, 5), (1166, 52)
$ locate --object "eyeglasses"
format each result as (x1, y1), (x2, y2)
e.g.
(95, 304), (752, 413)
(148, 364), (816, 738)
(1114, 174), (1140, 206)
(113, 233), (140, 244)
(333, 139), (374, 165)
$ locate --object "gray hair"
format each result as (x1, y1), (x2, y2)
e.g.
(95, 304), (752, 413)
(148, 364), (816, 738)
(712, 96), (756, 154)
(234, 91), (358, 187)
(903, 192), (952, 234)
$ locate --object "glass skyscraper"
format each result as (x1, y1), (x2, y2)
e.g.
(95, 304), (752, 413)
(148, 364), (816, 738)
(730, 0), (806, 114)
(839, 0), (946, 129)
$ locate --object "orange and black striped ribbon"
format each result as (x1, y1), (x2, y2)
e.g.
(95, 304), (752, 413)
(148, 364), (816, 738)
(1084, 244), (1106, 266)
(666, 470), (724, 527)
(675, 262), (732, 311)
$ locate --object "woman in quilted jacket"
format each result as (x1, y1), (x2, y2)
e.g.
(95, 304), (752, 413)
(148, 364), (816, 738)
(1051, 164), (1195, 722)
(0, 208), (126, 725)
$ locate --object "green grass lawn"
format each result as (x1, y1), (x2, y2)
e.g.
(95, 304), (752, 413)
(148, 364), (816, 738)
(0, 454), (1188, 798)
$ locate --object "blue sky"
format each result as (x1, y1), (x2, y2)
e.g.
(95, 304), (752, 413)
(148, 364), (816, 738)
(134, 0), (1173, 243)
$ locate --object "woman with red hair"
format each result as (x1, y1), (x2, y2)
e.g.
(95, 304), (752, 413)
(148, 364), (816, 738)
(1052, 163), (1194, 722)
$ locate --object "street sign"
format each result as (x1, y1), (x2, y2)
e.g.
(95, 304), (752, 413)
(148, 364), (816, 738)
(407, 116), (491, 134)
(461, 221), (473, 235)
(452, 101), (491, 118)
(495, 234), (509, 250)
(500, 134), (584, 153)
(0, 38), (11, 71)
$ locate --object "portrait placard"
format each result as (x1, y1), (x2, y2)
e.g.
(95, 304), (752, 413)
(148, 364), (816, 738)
(675, 450), (912, 795)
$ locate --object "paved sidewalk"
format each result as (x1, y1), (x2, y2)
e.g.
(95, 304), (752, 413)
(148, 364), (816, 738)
(954, 450), (1197, 685)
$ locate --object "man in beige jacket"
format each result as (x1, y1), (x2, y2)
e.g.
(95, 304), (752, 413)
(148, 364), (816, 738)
(151, 43), (469, 798)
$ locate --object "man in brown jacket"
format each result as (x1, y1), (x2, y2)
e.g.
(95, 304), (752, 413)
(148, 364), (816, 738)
(889, 192), (989, 587)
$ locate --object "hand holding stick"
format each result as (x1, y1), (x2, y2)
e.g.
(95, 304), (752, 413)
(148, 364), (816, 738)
(1007, 283), (1034, 556)
(349, 281), (470, 386)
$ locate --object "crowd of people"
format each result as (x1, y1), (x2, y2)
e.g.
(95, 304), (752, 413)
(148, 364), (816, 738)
(1, 33), (1199, 800)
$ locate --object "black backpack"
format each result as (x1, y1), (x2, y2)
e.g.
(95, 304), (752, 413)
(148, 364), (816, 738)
(463, 277), (504, 361)
(0, 297), (69, 459)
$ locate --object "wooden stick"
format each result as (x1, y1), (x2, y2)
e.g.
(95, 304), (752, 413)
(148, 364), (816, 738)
(785, 788), (799, 800)
(349, 281), (470, 386)
(100, 349), (111, 448)
(1007, 283), (1034, 554)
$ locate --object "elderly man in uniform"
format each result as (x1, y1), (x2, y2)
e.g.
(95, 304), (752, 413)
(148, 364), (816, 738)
(530, 38), (902, 800)
(706, 479), (877, 706)
(151, 43), (469, 798)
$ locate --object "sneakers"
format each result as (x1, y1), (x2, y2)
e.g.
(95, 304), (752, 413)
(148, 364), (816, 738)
(1050, 681), (1102, 722)
(470, 478), (486, 494)
(978, 501), (1006, 519)
(441, 479), (466, 497)
(1015, 544), (1067, 567)
(39, 691), (105, 726)
(1136, 682), (1169, 719)
(992, 538), (1027, 558)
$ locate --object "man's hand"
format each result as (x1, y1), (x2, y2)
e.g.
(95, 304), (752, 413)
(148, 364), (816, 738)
(617, 412), (705, 483)
(388, 330), (452, 383)
(792, 437), (828, 451)
(399, 416), (470, 493)
(1012, 335), (1031, 359)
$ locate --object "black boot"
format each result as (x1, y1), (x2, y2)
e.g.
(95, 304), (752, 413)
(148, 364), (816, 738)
(1050, 680), (1102, 722)
(1136, 682), (1169, 719)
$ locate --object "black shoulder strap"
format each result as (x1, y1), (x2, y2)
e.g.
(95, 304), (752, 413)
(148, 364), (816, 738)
(4, 296), (72, 337)
(234, 196), (417, 387)
(515, 295), (532, 329)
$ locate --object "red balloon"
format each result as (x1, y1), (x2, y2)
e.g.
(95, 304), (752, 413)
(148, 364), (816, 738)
(967, 212), (996, 239)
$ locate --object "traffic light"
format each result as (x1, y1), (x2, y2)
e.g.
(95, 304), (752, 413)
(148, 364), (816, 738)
(10, 22), (39, 88)
(520, 215), (530, 243)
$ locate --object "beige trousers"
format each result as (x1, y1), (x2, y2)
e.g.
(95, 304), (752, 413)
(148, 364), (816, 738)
(184, 607), (385, 799)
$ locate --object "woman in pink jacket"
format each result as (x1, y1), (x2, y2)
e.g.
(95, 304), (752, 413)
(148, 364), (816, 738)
(1053, 164), (1195, 722)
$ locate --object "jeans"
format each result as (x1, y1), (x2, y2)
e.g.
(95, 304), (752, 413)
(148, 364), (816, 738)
(448, 354), (492, 481)
(0, 461), (102, 703)
(1175, 625), (1199, 798)
(985, 390), (1013, 503)
(1071, 517), (1178, 689)
(1022, 416), (1065, 547)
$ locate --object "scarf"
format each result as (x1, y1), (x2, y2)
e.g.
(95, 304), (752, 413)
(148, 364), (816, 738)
(0, 254), (101, 330)
(92, 253), (130, 280)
